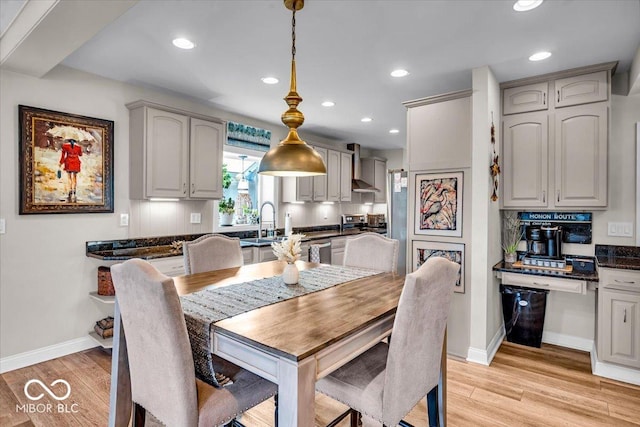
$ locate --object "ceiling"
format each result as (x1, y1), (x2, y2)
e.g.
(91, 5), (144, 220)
(6, 1), (640, 150)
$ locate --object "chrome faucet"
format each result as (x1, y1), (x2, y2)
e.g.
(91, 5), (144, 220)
(258, 201), (276, 239)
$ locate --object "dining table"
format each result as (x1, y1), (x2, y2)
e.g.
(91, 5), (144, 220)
(108, 260), (447, 427)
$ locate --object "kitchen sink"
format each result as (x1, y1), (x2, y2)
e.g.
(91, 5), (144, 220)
(240, 237), (285, 245)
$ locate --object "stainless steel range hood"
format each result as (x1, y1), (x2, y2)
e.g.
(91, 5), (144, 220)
(347, 143), (379, 193)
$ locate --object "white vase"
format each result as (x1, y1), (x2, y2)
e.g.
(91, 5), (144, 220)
(282, 262), (299, 285)
(504, 252), (517, 264)
(219, 212), (234, 226)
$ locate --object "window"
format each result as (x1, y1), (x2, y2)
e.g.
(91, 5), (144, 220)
(214, 147), (275, 231)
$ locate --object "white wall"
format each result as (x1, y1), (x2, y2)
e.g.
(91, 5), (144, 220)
(468, 66), (503, 363)
(0, 65), (351, 361)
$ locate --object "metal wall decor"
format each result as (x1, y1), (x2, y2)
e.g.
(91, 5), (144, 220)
(490, 112), (500, 201)
(18, 105), (114, 214)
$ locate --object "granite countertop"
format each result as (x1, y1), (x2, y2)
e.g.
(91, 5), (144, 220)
(595, 244), (640, 271)
(86, 227), (386, 261)
(492, 259), (599, 282)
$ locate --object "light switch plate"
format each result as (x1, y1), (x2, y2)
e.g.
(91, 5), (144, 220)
(0, 218), (5, 234)
(607, 222), (633, 237)
(190, 213), (202, 224)
(119, 213), (129, 227)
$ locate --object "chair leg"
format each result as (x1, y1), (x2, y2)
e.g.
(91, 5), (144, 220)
(427, 385), (439, 427)
(351, 410), (362, 427)
(326, 408), (357, 427)
(132, 403), (146, 427)
(274, 394), (278, 427)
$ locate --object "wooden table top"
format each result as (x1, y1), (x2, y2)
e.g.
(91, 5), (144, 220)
(173, 260), (406, 361)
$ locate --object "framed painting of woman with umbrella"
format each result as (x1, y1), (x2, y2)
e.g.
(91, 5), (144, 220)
(18, 105), (114, 214)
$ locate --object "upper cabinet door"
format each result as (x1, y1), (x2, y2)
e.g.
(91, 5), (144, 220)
(503, 82), (548, 115)
(146, 108), (189, 198)
(312, 147), (328, 201)
(326, 149), (341, 202)
(554, 104), (608, 207)
(373, 159), (386, 203)
(502, 112), (549, 208)
(340, 152), (352, 202)
(189, 118), (224, 199)
(554, 71), (608, 108)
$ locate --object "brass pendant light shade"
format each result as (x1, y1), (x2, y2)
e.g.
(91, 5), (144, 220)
(258, 0), (327, 177)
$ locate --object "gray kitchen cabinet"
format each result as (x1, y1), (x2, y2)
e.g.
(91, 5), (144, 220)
(282, 147), (351, 203)
(502, 112), (549, 208)
(554, 71), (608, 108)
(361, 158), (387, 203)
(330, 237), (346, 266)
(257, 246), (278, 262)
(503, 81), (549, 115)
(242, 247), (254, 265)
(598, 268), (640, 369)
(340, 152), (352, 202)
(326, 149), (341, 202)
(189, 118), (224, 199)
(148, 256), (186, 277)
(554, 103), (608, 207)
(312, 147), (328, 201)
(128, 101), (224, 200)
(500, 63), (612, 210)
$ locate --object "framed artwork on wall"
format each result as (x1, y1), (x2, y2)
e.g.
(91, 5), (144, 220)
(414, 171), (463, 237)
(412, 240), (465, 293)
(18, 105), (114, 214)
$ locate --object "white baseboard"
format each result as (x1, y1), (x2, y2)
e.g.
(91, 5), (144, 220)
(541, 331), (593, 352)
(0, 336), (97, 374)
(466, 325), (506, 366)
(591, 343), (640, 386)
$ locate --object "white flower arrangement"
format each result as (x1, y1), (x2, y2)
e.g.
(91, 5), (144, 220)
(271, 234), (305, 263)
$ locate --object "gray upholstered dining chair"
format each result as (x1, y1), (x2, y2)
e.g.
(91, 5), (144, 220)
(343, 232), (400, 273)
(111, 258), (277, 427)
(183, 233), (244, 274)
(316, 256), (459, 427)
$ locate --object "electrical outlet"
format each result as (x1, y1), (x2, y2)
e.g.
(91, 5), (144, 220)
(190, 213), (202, 224)
(0, 218), (5, 234)
(119, 213), (129, 227)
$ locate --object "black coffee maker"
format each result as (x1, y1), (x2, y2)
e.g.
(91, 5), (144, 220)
(542, 226), (563, 258)
(526, 225), (563, 258)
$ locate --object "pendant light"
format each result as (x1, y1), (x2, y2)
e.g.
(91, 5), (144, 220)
(237, 155), (249, 193)
(258, 0), (327, 176)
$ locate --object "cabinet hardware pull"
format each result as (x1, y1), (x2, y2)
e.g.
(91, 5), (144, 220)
(614, 279), (636, 284)
(557, 190), (560, 203)
(557, 90), (560, 103)
(606, 285), (639, 293)
(624, 308), (627, 323)
(543, 93), (546, 105)
(183, 183), (187, 194)
(542, 191), (546, 203)
(532, 282), (550, 287)
(191, 183), (195, 194)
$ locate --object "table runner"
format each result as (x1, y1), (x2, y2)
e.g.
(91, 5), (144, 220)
(180, 264), (381, 387)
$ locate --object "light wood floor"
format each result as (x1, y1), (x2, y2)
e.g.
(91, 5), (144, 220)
(2, 342), (639, 426)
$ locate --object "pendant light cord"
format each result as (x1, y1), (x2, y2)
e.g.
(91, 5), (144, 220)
(291, 6), (296, 60)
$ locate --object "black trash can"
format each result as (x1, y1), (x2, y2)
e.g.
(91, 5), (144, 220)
(500, 285), (549, 348)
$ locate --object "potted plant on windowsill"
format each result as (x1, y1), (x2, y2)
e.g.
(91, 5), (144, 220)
(218, 197), (235, 226)
(502, 211), (523, 264)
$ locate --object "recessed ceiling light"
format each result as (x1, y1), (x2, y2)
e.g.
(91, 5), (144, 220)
(321, 101), (335, 107)
(529, 51), (552, 61)
(361, 117), (372, 123)
(513, 0), (543, 12)
(261, 77), (279, 84)
(390, 69), (410, 78)
(172, 38), (195, 50)
(389, 129), (400, 134)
